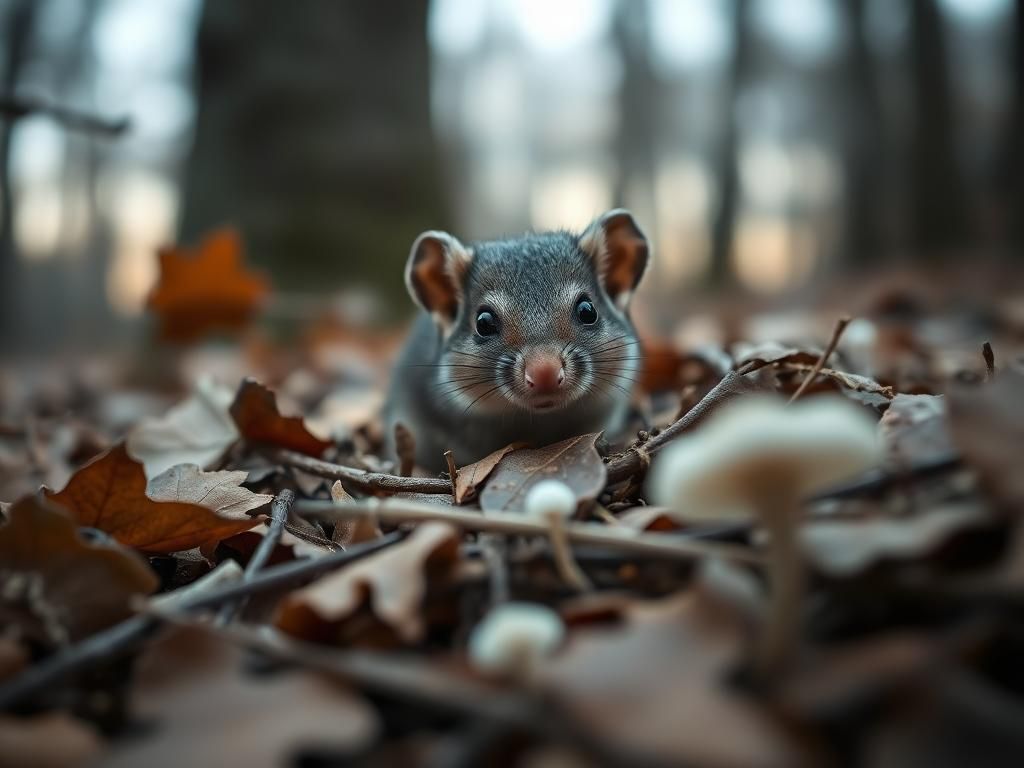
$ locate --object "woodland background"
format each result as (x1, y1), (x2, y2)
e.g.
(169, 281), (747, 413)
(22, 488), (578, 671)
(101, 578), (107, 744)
(0, 0), (1021, 356)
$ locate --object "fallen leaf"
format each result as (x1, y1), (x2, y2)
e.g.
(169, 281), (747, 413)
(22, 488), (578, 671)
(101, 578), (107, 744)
(146, 228), (269, 343)
(330, 480), (380, 546)
(453, 442), (526, 504)
(733, 342), (821, 372)
(0, 638), (28, 682)
(147, 464), (273, 518)
(0, 712), (103, 768)
(480, 434), (606, 514)
(948, 369), (1024, 508)
(230, 378), (332, 457)
(276, 522), (459, 644)
(801, 502), (990, 577)
(47, 445), (262, 553)
(0, 495), (157, 648)
(101, 625), (378, 768)
(538, 588), (808, 767)
(127, 377), (239, 479)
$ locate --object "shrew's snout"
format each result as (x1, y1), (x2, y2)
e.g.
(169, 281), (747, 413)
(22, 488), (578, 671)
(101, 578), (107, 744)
(524, 353), (565, 396)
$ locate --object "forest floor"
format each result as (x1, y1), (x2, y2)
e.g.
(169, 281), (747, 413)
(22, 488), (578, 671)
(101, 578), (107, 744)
(2, 233), (1024, 767)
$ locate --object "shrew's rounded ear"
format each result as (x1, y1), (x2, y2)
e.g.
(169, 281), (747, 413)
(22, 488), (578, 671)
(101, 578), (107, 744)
(404, 231), (473, 327)
(579, 209), (650, 310)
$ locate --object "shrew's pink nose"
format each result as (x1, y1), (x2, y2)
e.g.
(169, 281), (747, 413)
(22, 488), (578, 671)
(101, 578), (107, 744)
(525, 356), (565, 395)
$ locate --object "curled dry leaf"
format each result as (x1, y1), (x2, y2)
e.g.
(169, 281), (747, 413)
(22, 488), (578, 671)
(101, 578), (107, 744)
(330, 480), (380, 547)
(0, 712), (103, 768)
(0, 495), (157, 648)
(537, 587), (808, 767)
(453, 442), (526, 504)
(146, 228), (270, 343)
(147, 464), (273, 518)
(276, 522), (459, 645)
(801, 502), (990, 577)
(46, 445), (263, 553)
(101, 625), (378, 768)
(480, 434), (606, 514)
(948, 369), (1024, 508)
(229, 378), (332, 457)
(126, 377), (239, 479)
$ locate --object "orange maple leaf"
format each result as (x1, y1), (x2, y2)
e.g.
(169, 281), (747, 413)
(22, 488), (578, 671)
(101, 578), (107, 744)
(147, 228), (270, 343)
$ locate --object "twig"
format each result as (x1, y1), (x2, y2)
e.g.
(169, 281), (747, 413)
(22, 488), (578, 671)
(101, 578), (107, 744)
(217, 489), (295, 623)
(296, 497), (762, 564)
(788, 315), (852, 404)
(395, 423), (416, 477)
(0, 531), (405, 711)
(269, 449), (451, 495)
(605, 369), (768, 484)
(445, 450), (459, 496)
(544, 512), (593, 591)
(0, 94), (129, 136)
(982, 342), (995, 381)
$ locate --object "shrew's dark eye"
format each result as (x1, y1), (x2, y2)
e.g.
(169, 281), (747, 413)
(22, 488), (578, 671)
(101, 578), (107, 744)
(575, 297), (598, 325)
(475, 309), (500, 337)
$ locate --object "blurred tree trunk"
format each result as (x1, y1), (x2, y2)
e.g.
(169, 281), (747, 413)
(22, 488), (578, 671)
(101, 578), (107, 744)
(840, 0), (886, 265)
(0, 0), (36, 343)
(908, 0), (970, 257)
(709, 0), (752, 288)
(612, 0), (657, 225)
(181, 0), (447, 309)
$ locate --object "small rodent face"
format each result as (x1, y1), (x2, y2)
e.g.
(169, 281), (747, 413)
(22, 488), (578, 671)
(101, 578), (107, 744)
(435, 231), (642, 416)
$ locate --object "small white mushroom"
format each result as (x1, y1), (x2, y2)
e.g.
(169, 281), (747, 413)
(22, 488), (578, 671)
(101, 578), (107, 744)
(525, 480), (578, 520)
(468, 602), (565, 679)
(524, 480), (591, 591)
(648, 395), (880, 677)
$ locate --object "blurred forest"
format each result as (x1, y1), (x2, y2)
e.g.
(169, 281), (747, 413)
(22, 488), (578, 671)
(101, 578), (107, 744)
(0, 0), (1021, 356)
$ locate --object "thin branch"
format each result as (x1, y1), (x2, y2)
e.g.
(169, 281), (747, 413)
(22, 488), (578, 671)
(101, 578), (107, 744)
(217, 489), (295, 623)
(788, 315), (852, 404)
(269, 449), (451, 495)
(0, 531), (405, 711)
(296, 497), (762, 564)
(0, 94), (129, 136)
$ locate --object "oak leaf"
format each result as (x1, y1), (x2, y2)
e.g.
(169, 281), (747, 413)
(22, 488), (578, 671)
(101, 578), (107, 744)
(0, 495), (157, 648)
(47, 445), (262, 553)
(230, 378), (332, 457)
(453, 442), (526, 504)
(146, 228), (269, 342)
(147, 464), (273, 517)
(480, 434), (606, 514)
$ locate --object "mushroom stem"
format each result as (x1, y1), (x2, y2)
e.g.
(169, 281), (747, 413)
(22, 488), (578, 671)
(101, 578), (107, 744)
(545, 511), (593, 592)
(755, 490), (804, 680)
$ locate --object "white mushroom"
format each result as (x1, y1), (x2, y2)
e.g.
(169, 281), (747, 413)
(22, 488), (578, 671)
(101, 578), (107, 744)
(524, 480), (591, 591)
(648, 395), (881, 676)
(468, 602), (565, 679)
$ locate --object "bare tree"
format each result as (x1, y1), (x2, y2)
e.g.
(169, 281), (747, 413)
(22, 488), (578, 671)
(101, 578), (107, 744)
(181, 0), (448, 309)
(709, 0), (752, 288)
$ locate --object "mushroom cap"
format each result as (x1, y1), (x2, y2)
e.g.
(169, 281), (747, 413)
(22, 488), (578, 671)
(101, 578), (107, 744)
(648, 395), (881, 521)
(524, 480), (577, 519)
(468, 602), (565, 676)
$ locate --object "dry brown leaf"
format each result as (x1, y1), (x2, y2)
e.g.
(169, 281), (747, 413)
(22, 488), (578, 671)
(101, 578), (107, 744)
(0, 638), (27, 683)
(146, 228), (269, 343)
(126, 377), (239, 479)
(147, 464), (273, 518)
(276, 522), (459, 644)
(330, 480), (380, 546)
(0, 712), (103, 768)
(801, 502), (990, 577)
(948, 369), (1024, 508)
(479, 433), (606, 514)
(46, 444), (262, 553)
(453, 442), (526, 504)
(230, 378), (332, 457)
(538, 588), (808, 767)
(0, 495), (157, 647)
(101, 625), (378, 768)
